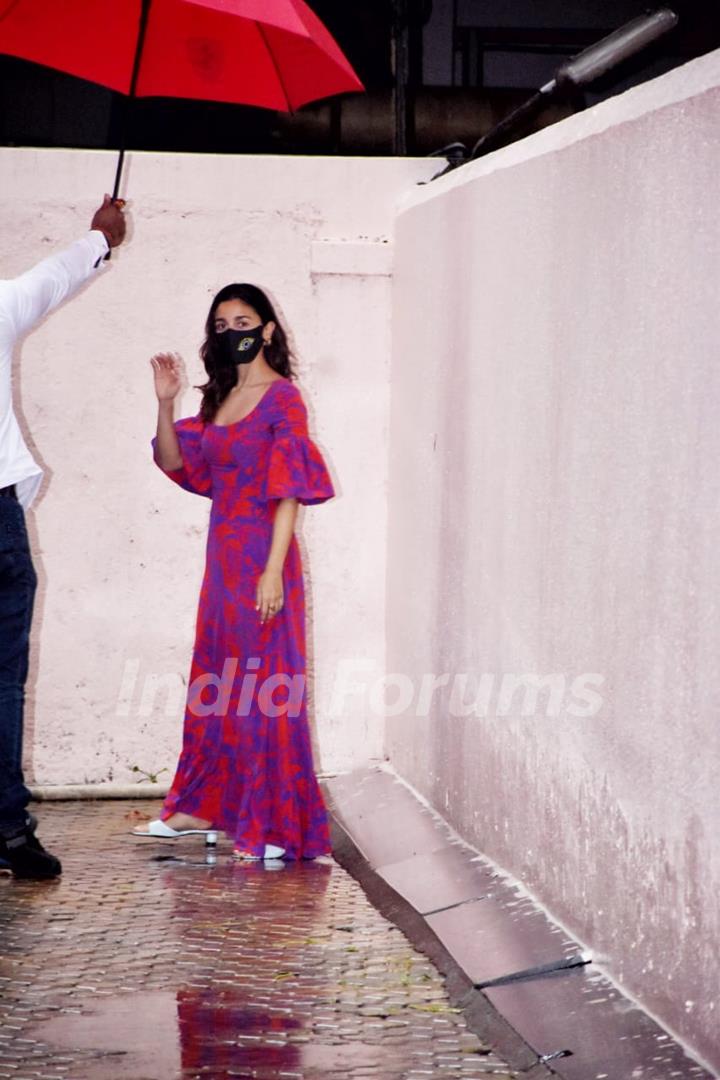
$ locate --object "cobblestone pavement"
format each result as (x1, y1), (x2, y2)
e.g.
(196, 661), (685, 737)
(0, 801), (519, 1080)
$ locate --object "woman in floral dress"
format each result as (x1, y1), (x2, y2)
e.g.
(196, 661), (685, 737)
(133, 284), (335, 860)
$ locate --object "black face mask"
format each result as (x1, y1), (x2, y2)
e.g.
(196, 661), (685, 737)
(218, 324), (265, 366)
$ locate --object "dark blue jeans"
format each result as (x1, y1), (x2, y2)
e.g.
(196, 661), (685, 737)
(0, 496), (36, 835)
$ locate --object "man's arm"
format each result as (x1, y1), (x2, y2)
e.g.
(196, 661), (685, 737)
(0, 195), (126, 346)
(0, 232), (107, 346)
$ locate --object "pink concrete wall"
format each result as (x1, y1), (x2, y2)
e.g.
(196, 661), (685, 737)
(2, 148), (434, 786)
(385, 51), (720, 1070)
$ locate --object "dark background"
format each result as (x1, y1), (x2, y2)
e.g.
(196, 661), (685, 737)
(0, 1), (718, 158)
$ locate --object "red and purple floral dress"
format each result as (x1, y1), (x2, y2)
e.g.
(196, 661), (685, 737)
(152, 377), (334, 859)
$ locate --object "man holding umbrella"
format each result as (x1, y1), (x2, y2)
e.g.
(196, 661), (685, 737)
(0, 195), (126, 880)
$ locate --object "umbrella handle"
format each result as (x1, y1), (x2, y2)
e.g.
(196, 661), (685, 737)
(102, 155), (126, 261)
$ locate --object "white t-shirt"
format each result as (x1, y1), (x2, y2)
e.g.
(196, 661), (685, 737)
(0, 230), (109, 509)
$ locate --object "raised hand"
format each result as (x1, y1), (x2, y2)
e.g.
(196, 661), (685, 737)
(151, 352), (184, 402)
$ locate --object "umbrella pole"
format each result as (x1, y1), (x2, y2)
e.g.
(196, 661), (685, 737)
(104, 0), (151, 260)
(111, 0), (152, 201)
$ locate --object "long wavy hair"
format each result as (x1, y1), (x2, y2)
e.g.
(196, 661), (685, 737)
(197, 284), (295, 423)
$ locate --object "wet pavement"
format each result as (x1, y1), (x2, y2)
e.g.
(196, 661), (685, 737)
(0, 800), (518, 1080)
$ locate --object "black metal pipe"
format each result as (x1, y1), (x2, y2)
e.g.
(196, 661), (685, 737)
(392, 0), (410, 155)
(469, 85), (553, 160)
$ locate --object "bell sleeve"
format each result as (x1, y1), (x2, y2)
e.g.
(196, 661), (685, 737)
(264, 383), (335, 506)
(151, 415), (212, 498)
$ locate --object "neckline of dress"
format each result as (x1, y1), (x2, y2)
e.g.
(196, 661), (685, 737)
(209, 378), (286, 429)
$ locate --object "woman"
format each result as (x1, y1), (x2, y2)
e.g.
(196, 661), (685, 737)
(132, 284), (335, 860)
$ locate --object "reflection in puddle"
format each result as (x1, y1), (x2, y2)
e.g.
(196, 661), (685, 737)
(149, 853), (288, 871)
(178, 987), (304, 1073)
(151, 853), (219, 867)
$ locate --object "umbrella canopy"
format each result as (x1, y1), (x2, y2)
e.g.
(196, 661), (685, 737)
(0, 0), (363, 111)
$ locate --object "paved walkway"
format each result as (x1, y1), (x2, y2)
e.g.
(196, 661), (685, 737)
(0, 801), (518, 1080)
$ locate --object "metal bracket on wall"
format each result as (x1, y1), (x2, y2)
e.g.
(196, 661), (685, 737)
(474, 951), (592, 990)
(539, 1049), (573, 1064)
(422, 893), (492, 917)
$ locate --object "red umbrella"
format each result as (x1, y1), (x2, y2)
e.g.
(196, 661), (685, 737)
(0, 0), (364, 194)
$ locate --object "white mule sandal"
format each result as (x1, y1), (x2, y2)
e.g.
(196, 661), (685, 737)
(132, 819), (219, 846)
(232, 843), (286, 861)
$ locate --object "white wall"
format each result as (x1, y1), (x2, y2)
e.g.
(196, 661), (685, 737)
(385, 51), (720, 1070)
(1, 148), (433, 786)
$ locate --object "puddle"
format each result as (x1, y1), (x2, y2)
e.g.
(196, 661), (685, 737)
(26, 989), (310, 1078)
(25, 987), (396, 1077)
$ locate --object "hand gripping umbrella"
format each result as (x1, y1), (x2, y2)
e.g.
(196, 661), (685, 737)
(0, 0), (364, 197)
